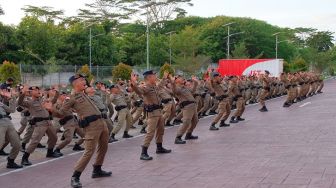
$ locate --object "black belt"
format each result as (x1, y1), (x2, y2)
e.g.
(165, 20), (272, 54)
(263, 87), (271, 91)
(144, 104), (163, 112)
(79, 114), (102, 128)
(59, 115), (74, 125)
(0, 114), (11, 120)
(161, 98), (172, 104)
(180, 101), (195, 109)
(134, 100), (143, 107)
(115, 105), (128, 111)
(216, 95), (228, 101)
(29, 116), (53, 125)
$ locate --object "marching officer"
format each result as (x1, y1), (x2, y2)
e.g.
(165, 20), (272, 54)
(50, 74), (111, 188)
(130, 70), (171, 161)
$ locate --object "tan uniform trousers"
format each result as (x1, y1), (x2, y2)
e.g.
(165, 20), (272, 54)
(112, 108), (132, 134)
(210, 98), (219, 112)
(177, 103), (198, 136)
(26, 121), (58, 153)
(74, 118), (109, 172)
(22, 124), (34, 144)
(18, 116), (29, 135)
(163, 102), (173, 124)
(56, 123), (84, 150)
(132, 107), (143, 124)
(0, 119), (20, 159)
(245, 89), (252, 104)
(199, 95), (211, 114)
(212, 100), (231, 124)
(233, 97), (245, 117)
(259, 89), (269, 106)
(143, 109), (164, 147)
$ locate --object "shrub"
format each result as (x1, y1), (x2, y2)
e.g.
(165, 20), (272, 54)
(77, 64), (94, 82)
(0, 61), (21, 85)
(159, 63), (175, 78)
(112, 63), (132, 81)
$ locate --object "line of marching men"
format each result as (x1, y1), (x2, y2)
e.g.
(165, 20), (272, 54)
(0, 71), (324, 187)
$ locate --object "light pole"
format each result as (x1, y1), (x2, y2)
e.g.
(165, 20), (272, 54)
(140, 1), (155, 70)
(166, 31), (175, 65)
(223, 22), (235, 59)
(88, 27), (104, 72)
(273, 32), (281, 59)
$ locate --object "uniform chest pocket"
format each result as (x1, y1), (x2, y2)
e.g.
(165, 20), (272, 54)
(75, 97), (85, 103)
(32, 103), (43, 111)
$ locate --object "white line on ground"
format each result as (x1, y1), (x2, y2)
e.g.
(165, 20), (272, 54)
(299, 102), (311, 108)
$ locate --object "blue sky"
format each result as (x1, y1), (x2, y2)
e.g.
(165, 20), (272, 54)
(0, 0), (335, 33)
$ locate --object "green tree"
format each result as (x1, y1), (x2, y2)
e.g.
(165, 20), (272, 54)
(232, 42), (249, 59)
(0, 5), (4, 15)
(307, 31), (334, 52)
(22, 5), (64, 22)
(173, 26), (202, 59)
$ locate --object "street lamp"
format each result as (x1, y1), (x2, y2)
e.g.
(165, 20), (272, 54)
(140, 1), (156, 70)
(223, 22), (235, 59)
(165, 31), (176, 65)
(84, 23), (106, 72)
(273, 32), (281, 59)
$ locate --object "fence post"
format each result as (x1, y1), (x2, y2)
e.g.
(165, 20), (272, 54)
(96, 65), (99, 80)
(74, 65), (77, 73)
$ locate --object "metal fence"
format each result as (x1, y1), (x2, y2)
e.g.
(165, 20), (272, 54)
(19, 64), (215, 87)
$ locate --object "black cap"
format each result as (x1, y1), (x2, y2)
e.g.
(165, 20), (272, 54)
(265, 70), (270, 75)
(143, 70), (156, 77)
(69, 74), (85, 84)
(109, 84), (117, 89)
(212, 72), (220, 77)
(29, 86), (40, 90)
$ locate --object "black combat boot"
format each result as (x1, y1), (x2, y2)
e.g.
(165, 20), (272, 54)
(140, 127), (147, 134)
(61, 134), (65, 141)
(20, 143), (26, 152)
(259, 106), (268, 112)
(219, 120), (230, 127)
(71, 171), (82, 188)
(230, 116), (239, 123)
(7, 157), (23, 169)
(122, 131), (133, 138)
(174, 136), (186, 144)
(208, 110), (217, 115)
(54, 148), (63, 156)
(185, 132), (199, 140)
(173, 119), (182, 125)
(138, 119), (144, 125)
(165, 121), (173, 127)
(237, 116), (245, 121)
(156, 143), (172, 154)
(108, 134), (118, 143)
(73, 144), (84, 151)
(21, 152), (32, 166)
(92, 165), (112, 178)
(37, 143), (46, 148)
(0, 149), (9, 156)
(283, 102), (291, 107)
(209, 123), (219, 131)
(46, 148), (63, 158)
(140, 146), (153, 160)
(73, 132), (79, 139)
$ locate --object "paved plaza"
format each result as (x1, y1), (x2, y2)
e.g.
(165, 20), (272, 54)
(0, 80), (335, 188)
